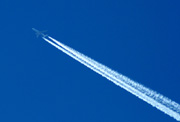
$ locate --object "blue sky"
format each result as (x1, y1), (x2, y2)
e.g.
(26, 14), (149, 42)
(0, 0), (180, 121)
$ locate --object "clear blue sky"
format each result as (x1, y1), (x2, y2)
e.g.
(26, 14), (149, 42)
(0, 0), (180, 121)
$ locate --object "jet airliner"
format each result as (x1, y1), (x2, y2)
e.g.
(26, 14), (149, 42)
(32, 28), (48, 38)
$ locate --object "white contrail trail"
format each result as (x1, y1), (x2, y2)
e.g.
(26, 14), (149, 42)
(43, 36), (180, 121)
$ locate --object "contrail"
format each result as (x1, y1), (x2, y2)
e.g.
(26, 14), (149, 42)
(42, 36), (180, 121)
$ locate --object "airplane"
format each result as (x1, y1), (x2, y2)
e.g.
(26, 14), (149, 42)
(32, 28), (48, 38)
